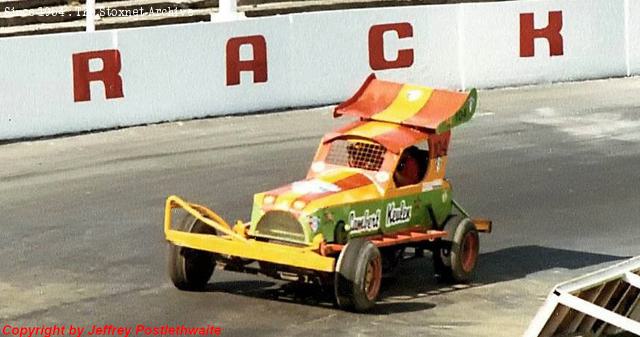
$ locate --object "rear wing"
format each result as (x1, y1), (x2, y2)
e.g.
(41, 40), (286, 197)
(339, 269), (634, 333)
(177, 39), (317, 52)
(334, 74), (477, 134)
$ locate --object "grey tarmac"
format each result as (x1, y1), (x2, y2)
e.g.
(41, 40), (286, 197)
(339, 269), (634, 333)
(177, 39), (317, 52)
(2, 77), (640, 337)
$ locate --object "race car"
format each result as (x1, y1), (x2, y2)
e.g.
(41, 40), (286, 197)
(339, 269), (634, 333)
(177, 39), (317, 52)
(164, 74), (491, 312)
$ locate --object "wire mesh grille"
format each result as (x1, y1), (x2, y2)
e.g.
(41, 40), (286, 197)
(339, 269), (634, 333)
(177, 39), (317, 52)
(255, 211), (306, 243)
(325, 140), (386, 171)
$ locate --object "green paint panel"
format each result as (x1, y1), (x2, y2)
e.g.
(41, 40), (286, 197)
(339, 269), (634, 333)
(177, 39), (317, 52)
(310, 185), (453, 243)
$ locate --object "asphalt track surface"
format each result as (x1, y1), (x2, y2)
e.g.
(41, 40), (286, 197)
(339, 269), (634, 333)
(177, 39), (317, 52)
(2, 77), (640, 337)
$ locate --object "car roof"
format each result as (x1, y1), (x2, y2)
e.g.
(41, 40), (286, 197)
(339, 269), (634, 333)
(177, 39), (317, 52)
(334, 74), (477, 134)
(322, 120), (427, 154)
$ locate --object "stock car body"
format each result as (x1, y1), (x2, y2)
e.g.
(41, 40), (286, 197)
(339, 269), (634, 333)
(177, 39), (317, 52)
(164, 74), (491, 312)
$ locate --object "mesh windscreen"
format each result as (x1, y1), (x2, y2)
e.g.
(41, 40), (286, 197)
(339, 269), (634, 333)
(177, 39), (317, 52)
(325, 140), (385, 171)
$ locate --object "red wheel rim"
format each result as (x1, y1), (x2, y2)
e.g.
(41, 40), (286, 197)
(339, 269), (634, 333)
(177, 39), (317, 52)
(364, 255), (382, 301)
(461, 232), (478, 273)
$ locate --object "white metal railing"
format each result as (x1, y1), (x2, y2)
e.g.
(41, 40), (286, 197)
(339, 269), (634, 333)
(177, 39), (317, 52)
(524, 256), (640, 337)
(84, 0), (242, 32)
(86, 0), (95, 32)
(213, 0), (244, 21)
(219, 0), (238, 17)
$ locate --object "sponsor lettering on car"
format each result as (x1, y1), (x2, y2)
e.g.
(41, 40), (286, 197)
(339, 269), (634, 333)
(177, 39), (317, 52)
(386, 200), (412, 227)
(348, 209), (381, 233)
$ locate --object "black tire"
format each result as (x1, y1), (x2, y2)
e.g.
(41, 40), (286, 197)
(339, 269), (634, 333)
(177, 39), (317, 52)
(432, 215), (479, 283)
(334, 221), (349, 245)
(168, 214), (217, 291)
(381, 247), (404, 274)
(450, 218), (479, 282)
(432, 215), (458, 280)
(334, 238), (382, 312)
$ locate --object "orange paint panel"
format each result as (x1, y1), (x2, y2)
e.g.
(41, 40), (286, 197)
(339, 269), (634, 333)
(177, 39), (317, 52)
(427, 131), (451, 158)
(334, 75), (474, 134)
(331, 120), (369, 135)
(346, 121), (401, 140)
(424, 156), (448, 182)
(385, 184), (421, 198)
(296, 173), (372, 204)
(370, 84), (433, 123)
(334, 173), (373, 190)
(265, 184), (293, 198)
(406, 90), (469, 129)
(336, 79), (404, 119)
(371, 125), (427, 153)
(323, 121), (427, 154)
(303, 184), (380, 213)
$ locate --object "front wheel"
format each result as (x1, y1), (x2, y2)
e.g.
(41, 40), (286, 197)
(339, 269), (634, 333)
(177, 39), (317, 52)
(168, 214), (217, 291)
(432, 216), (479, 283)
(334, 238), (382, 312)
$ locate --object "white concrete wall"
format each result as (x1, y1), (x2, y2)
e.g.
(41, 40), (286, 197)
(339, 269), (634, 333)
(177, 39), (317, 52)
(625, 0), (640, 75)
(0, 0), (636, 139)
(461, 0), (627, 88)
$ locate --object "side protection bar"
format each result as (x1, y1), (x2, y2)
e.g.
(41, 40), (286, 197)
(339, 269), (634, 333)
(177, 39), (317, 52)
(164, 195), (336, 273)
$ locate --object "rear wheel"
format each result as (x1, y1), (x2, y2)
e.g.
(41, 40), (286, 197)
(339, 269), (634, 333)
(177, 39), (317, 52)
(381, 247), (404, 275)
(334, 238), (382, 312)
(168, 214), (217, 290)
(432, 216), (479, 283)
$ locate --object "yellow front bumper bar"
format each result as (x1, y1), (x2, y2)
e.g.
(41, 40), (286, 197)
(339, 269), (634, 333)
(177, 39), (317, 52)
(164, 195), (336, 273)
